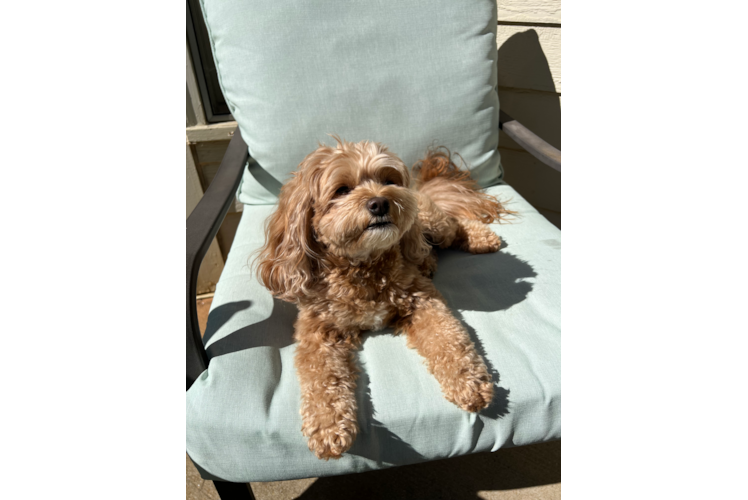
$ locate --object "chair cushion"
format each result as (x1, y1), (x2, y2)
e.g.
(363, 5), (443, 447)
(199, 0), (503, 204)
(186, 184), (561, 482)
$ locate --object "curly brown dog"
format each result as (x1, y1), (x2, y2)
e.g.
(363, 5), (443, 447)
(256, 139), (510, 460)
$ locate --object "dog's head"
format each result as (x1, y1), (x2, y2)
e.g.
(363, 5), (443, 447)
(257, 139), (429, 302)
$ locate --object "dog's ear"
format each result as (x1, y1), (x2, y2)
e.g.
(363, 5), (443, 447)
(400, 219), (431, 266)
(256, 168), (320, 303)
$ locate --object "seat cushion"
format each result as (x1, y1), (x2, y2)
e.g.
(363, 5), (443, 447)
(199, 0), (502, 204)
(186, 184), (561, 482)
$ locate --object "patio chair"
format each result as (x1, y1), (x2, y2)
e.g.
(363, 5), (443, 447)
(186, 1), (561, 498)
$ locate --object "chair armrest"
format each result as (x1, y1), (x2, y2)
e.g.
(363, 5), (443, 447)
(499, 110), (561, 172)
(187, 127), (249, 390)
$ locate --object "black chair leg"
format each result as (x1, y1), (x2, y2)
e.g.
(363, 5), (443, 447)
(213, 481), (256, 500)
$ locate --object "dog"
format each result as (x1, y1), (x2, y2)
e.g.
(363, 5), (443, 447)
(256, 139), (510, 460)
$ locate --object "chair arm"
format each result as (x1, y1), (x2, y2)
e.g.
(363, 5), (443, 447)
(187, 127), (249, 390)
(499, 110), (561, 172)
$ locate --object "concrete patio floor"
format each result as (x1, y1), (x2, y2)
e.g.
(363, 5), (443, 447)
(188, 296), (561, 500)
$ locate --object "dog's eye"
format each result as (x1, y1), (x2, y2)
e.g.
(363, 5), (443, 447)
(383, 180), (396, 186)
(335, 186), (351, 197)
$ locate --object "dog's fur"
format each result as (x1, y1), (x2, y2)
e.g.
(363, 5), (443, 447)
(256, 139), (510, 460)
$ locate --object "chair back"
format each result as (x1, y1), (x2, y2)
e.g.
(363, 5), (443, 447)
(199, 0), (502, 203)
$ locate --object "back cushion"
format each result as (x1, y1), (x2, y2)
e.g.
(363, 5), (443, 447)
(199, 0), (502, 204)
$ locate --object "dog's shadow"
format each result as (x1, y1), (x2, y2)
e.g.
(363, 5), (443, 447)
(203, 238), (536, 463)
(432, 239), (536, 315)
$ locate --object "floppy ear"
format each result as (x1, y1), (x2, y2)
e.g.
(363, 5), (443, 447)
(400, 218), (432, 266)
(256, 171), (319, 303)
(399, 169), (432, 266)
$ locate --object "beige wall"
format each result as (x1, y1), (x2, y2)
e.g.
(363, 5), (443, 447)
(186, 2), (562, 290)
(496, 0), (561, 228)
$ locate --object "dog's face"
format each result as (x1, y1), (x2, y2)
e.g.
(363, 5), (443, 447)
(258, 139), (429, 302)
(309, 142), (418, 259)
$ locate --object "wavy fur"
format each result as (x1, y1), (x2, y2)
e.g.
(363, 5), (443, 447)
(256, 140), (506, 460)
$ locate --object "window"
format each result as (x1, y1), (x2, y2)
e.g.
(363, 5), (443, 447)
(186, 0), (233, 123)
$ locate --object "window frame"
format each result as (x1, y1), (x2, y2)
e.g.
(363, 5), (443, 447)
(186, 0), (233, 124)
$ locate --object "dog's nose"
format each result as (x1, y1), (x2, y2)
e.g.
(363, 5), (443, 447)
(367, 197), (390, 216)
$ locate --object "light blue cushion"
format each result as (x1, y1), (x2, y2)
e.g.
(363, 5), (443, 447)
(199, 0), (503, 204)
(186, 185), (561, 482)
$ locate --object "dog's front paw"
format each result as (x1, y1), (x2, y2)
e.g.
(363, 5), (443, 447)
(453, 379), (495, 412)
(302, 417), (358, 460)
(442, 363), (494, 412)
(458, 220), (501, 254)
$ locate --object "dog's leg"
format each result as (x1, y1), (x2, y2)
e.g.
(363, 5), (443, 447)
(294, 311), (360, 460)
(416, 192), (459, 247)
(454, 218), (501, 254)
(417, 193), (500, 254)
(398, 279), (494, 412)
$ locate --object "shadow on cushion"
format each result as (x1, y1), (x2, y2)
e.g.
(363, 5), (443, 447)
(203, 238), (535, 361)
